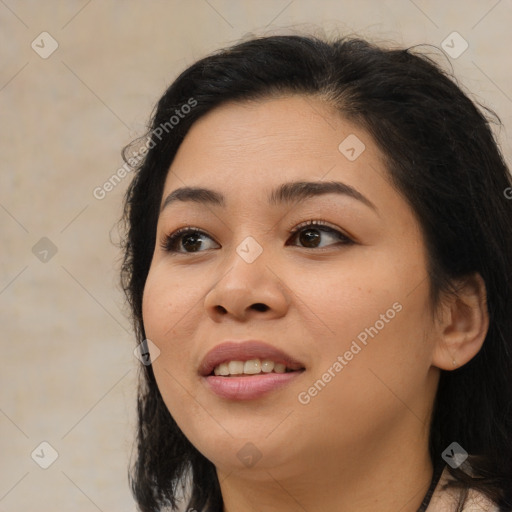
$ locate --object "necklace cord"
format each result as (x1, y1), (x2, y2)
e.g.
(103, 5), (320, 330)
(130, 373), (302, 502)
(416, 462), (447, 512)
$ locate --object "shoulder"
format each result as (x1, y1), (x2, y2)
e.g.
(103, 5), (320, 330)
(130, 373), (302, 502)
(462, 487), (501, 511)
(426, 466), (501, 512)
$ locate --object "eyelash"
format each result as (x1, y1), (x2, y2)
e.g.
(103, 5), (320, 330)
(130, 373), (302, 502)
(161, 219), (354, 254)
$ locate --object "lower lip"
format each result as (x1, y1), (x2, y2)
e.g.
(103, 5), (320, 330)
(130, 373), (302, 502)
(203, 371), (303, 400)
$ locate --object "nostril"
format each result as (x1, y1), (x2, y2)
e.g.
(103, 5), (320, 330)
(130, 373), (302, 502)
(212, 303), (269, 315)
(251, 303), (269, 312)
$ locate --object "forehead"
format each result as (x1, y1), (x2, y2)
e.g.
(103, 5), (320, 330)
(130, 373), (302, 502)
(160, 95), (403, 220)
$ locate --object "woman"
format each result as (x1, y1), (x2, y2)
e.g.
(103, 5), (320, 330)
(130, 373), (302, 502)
(120, 34), (512, 511)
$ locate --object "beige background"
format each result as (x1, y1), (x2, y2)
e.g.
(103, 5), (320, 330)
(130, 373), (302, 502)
(1, 1), (510, 510)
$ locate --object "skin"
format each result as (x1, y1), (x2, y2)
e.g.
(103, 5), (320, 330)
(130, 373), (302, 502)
(142, 95), (488, 512)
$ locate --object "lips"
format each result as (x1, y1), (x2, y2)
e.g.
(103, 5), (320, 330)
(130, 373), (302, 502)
(198, 340), (305, 377)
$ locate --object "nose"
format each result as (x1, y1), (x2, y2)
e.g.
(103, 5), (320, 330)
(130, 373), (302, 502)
(203, 245), (290, 322)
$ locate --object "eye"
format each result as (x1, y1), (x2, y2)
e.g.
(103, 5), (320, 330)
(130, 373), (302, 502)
(161, 227), (219, 253)
(161, 220), (354, 254)
(287, 220), (354, 249)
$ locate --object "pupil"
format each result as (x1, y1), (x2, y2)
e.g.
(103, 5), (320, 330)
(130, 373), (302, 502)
(300, 229), (320, 247)
(183, 234), (202, 251)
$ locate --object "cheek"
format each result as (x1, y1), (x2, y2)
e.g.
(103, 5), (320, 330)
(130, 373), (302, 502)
(292, 292), (433, 455)
(142, 262), (204, 341)
(299, 250), (433, 395)
(141, 264), (205, 408)
(313, 292), (432, 417)
(291, 254), (405, 351)
(141, 266), (204, 421)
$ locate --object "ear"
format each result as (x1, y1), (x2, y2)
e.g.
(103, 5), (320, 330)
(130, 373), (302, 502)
(432, 273), (489, 371)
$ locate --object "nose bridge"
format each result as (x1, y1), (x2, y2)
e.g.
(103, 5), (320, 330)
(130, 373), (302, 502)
(204, 232), (289, 320)
(235, 234), (266, 266)
(221, 233), (271, 293)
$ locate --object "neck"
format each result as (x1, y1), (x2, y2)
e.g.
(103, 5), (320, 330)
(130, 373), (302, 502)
(217, 418), (433, 512)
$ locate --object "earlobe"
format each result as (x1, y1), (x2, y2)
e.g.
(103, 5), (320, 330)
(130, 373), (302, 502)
(432, 273), (489, 371)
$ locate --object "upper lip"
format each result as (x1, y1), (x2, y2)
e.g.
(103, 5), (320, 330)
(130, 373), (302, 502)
(199, 340), (305, 376)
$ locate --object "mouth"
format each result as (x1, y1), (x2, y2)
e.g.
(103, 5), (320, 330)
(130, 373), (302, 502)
(199, 340), (305, 377)
(199, 340), (305, 400)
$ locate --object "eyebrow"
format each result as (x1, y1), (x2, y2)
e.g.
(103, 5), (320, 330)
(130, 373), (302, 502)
(160, 180), (377, 213)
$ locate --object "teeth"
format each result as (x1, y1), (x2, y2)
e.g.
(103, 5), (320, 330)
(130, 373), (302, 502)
(212, 359), (296, 376)
(274, 363), (286, 373)
(214, 362), (229, 376)
(261, 360), (274, 373)
(243, 359), (261, 374)
(228, 361), (244, 375)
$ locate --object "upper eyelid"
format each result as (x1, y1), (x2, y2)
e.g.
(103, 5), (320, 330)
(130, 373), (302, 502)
(290, 219), (342, 233)
(165, 220), (343, 240)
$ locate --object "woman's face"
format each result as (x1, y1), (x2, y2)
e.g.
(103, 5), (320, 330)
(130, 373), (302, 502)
(142, 95), (441, 476)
